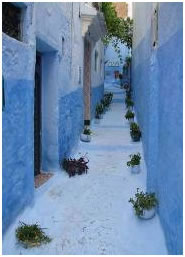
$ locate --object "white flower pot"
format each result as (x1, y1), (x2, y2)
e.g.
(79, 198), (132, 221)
(127, 106), (133, 111)
(139, 208), (156, 220)
(129, 118), (134, 124)
(94, 118), (100, 124)
(131, 164), (140, 174)
(80, 133), (91, 142)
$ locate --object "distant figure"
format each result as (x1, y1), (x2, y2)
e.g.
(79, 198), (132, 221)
(119, 74), (123, 88)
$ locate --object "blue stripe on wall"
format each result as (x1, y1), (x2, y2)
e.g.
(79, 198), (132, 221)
(58, 88), (84, 162)
(2, 79), (34, 234)
(91, 84), (104, 118)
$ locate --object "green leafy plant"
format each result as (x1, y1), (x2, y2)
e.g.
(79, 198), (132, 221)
(103, 92), (113, 108)
(125, 98), (134, 108)
(123, 83), (130, 90)
(96, 103), (104, 116)
(130, 122), (141, 141)
(127, 153), (141, 167)
(16, 222), (51, 248)
(125, 56), (132, 66)
(129, 188), (158, 216)
(101, 3), (133, 62)
(125, 110), (135, 120)
(83, 128), (92, 135)
(125, 90), (132, 98)
(102, 3), (133, 49)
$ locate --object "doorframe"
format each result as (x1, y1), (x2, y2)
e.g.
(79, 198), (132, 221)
(34, 51), (42, 176)
(83, 37), (92, 126)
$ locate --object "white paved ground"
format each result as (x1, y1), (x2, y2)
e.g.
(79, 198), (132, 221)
(3, 82), (167, 255)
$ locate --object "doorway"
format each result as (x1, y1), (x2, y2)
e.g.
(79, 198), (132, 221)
(83, 38), (91, 124)
(34, 52), (42, 176)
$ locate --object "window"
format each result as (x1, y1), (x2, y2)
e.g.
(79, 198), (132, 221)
(2, 3), (22, 41)
(152, 4), (159, 48)
(78, 66), (82, 84)
(95, 50), (98, 71)
(62, 37), (65, 55)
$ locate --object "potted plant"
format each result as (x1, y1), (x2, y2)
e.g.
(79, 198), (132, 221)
(125, 98), (134, 110)
(96, 103), (104, 119)
(80, 127), (92, 142)
(16, 222), (52, 248)
(62, 155), (89, 177)
(127, 153), (141, 174)
(104, 92), (113, 110)
(123, 83), (130, 91)
(130, 122), (141, 142)
(129, 188), (158, 219)
(125, 110), (135, 124)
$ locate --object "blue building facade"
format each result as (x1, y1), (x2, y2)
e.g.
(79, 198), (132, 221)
(132, 3), (183, 254)
(2, 2), (106, 234)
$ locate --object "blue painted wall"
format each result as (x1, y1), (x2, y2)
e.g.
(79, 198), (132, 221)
(2, 79), (34, 234)
(2, 2), (35, 234)
(91, 84), (104, 118)
(132, 3), (183, 254)
(58, 88), (84, 161)
(3, 2), (105, 234)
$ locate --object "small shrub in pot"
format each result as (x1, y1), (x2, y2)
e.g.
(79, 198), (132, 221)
(127, 153), (141, 174)
(62, 156), (89, 177)
(83, 128), (92, 135)
(130, 122), (141, 141)
(16, 222), (52, 248)
(129, 188), (158, 219)
(96, 103), (104, 118)
(81, 127), (92, 142)
(125, 98), (134, 109)
(125, 110), (135, 122)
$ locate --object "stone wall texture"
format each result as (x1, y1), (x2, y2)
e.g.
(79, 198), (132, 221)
(132, 3), (183, 254)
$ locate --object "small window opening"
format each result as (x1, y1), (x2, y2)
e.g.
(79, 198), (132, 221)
(2, 3), (22, 41)
(95, 50), (98, 71)
(79, 5), (81, 18)
(62, 37), (65, 55)
(78, 66), (82, 84)
(152, 5), (158, 48)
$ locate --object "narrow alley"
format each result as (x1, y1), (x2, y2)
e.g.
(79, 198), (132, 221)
(3, 82), (167, 255)
(2, 2), (183, 255)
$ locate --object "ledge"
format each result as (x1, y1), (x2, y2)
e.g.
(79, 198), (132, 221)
(81, 3), (107, 42)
